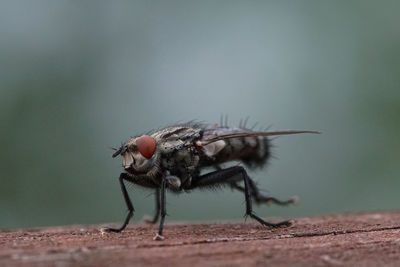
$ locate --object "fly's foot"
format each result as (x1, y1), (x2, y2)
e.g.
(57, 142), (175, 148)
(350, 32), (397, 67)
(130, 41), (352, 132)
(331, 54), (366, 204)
(249, 213), (294, 228)
(100, 227), (121, 234)
(290, 196), (299, 205)
(265, 219), (294, 228)
(287, 219), (295, 226)
(153, 233), (165, 241)
(142, 215), (157, 224)
(271, 219), (294, 227)
(263, 196), (299, 206)
(276, 219), (295, 227)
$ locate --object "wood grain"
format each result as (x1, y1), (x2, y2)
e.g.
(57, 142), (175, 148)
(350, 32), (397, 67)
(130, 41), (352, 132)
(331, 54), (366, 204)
(1, 212), (400, 266)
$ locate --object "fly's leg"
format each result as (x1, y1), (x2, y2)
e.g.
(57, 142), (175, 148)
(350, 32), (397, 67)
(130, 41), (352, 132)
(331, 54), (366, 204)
(144, 189), (160, 224)
(153, 174), (167, 240)
(230, 181), (297, 206)
(101, 173), (134, 233)
(191, 166), (293, 227)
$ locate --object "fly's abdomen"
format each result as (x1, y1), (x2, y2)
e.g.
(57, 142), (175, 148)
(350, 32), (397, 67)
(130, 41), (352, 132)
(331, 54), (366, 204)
(214, 135), (271, 168)
(199, 125), (271, 168)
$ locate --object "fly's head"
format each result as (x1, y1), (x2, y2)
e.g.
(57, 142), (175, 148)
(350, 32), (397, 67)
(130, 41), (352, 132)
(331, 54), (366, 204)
(113, 135), (161, 177)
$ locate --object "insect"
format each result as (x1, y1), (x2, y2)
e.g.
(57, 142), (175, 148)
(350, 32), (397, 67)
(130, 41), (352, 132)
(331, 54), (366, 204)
(101, 121), (319, 240)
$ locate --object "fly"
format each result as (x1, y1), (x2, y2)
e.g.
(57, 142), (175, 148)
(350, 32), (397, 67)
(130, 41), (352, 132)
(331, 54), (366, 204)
(101, 121), (319, 240)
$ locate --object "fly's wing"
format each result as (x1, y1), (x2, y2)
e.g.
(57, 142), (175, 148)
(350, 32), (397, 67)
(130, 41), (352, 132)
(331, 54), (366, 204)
(197, 124), (252, 157)
(197, 124), (320, 147)
(152, 125), (203, 154)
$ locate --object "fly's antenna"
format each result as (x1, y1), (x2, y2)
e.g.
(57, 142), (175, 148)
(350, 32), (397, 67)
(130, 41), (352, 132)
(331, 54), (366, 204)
(112, 146), (123, 158)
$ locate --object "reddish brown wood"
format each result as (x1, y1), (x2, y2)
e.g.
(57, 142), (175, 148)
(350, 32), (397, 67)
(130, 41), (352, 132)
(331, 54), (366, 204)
(1, 212), (400, 266)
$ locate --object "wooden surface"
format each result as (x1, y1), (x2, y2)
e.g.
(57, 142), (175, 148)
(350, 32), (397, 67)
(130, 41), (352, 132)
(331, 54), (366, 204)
(1, 212), (400, 266)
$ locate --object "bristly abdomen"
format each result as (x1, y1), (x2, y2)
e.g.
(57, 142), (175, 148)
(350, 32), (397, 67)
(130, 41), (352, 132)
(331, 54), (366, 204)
(199, 125), (271, 169)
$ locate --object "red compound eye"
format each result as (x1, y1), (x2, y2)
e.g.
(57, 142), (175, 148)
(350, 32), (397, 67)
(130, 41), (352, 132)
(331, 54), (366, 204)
(136, 135), (156, 159)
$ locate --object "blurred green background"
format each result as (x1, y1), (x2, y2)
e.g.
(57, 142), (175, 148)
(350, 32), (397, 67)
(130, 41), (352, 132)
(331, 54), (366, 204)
(1, 1), (399, 229)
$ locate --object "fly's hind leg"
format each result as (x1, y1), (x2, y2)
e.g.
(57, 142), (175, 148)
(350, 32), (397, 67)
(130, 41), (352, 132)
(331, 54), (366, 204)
(230, 180), (298, 206)
(190, 166), (293, 228)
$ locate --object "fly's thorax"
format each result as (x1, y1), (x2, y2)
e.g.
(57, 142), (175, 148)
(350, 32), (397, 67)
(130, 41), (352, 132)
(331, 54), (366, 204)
(160, 148), (200, 169)
(160, 146), (200, 186)
(153, 125), (203, 182)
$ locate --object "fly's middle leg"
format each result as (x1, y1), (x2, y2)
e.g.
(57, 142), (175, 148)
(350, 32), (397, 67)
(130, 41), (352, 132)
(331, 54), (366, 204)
(144, 188), (160, 224)
(153, 174), (167, 240)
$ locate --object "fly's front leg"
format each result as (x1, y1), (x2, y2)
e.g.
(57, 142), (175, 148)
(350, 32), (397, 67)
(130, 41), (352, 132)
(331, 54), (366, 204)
(101, 173), (134, 233)
(191, 166), (293, 228)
